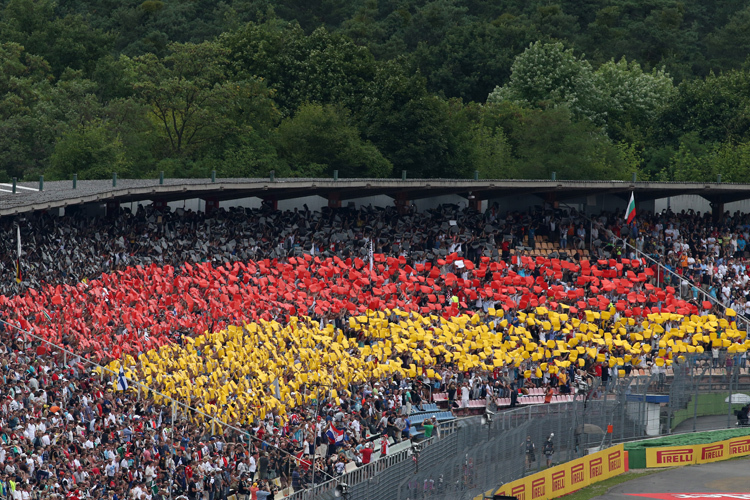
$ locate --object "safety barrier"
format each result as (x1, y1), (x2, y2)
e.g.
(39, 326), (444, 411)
(477, 444), (627, 500)
(644, 435), (750, 467)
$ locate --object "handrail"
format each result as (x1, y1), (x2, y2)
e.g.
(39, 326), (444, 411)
(623, 240), (750, 331)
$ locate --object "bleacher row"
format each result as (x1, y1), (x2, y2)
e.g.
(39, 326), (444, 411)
(429, 367), (678, 413)
(509, 235), (593, 258)
(431, 391), (575, 410)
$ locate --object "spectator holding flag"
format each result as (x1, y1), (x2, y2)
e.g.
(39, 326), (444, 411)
(326, 423), (345, 456)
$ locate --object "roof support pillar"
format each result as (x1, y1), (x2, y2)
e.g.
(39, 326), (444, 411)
(327, 192), (342, 208)
(106, 201), (120, 217)
(262, 198), (278, 211)
(203, 198), (219, 215)
(152, 200), (168, 211)
(468, 193), (482, 212)
(711, 200), (725, 224)
(394, 192), (410, 215)
(545, 192), (559, 209)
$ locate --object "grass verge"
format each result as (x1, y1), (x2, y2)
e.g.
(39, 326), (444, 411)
(561, 470), (659, 500)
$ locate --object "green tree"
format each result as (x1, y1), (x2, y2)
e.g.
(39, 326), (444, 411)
(594, 57), (676, 140)
(273, 0), (356, 33)
(532, 3), (580, 41)
(659, 69), (750, 145)
(221, 21), (377, 116)
(487, 41), (609, 125)
(275, 103), (392, 178)
(401, 0), (469, 50)
(581, 0), (701, 81)
(706, 6), (750, 72)
(412, 17), (540, 102)
(357, 61), (474, 178)
(0, 0), (115, 78)
(711, 141), (750, 182)
(469, 123), (515, 179)
(49, 120), (132, 179)
(129, 41), (278, 157)
(102, 97), (162, 178)
(509, 106), (632, 180)
(667, 132), (714, 181)
(215, 130), (288, 178)
(0, 42), (54, 180)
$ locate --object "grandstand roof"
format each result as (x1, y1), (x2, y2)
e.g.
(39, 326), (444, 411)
(1, 178), (749, 216)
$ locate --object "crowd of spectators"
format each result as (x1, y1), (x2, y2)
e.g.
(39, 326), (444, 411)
(0, 200), (748, 499)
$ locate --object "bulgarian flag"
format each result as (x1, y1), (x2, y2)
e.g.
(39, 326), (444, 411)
(625, 192), (636, 224)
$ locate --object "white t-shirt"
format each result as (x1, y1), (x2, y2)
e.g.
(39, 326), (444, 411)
(461, 386), (470, 401)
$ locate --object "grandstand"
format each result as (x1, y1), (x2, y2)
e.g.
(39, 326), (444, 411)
(1, 177), (750, 500)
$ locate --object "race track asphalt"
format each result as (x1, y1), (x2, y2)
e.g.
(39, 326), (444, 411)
(592, 457), (750, 499)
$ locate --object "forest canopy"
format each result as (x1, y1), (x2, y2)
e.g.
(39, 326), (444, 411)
(1, 0), (750, 182)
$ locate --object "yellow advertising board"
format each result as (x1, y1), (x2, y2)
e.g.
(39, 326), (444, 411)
(528, 470), (551, 500)
(726, 435), (750, 459)
(494, 475), (530, 500)
(645, 445), (695, 467)
(548, 455), (587, 497)
(604, 446), (626, 479)
(695, 441), (728, 464)
(490, 444), (625, 500)
(642, 435), (750, 469)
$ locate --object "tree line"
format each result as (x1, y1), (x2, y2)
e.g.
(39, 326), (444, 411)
(1, 0), (750, 182)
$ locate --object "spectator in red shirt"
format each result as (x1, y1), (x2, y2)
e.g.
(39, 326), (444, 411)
(361, 442), (374, 465)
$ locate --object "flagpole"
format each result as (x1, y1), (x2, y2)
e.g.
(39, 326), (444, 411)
(312, 386), (321, 496)
(16, 225), (21, 284)
(626, 191), (636, 225)
(369, 238), (374, 273)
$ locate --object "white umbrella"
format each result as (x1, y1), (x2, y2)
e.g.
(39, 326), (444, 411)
(725, 394), (750, 404)
(575, 424), (605, 435)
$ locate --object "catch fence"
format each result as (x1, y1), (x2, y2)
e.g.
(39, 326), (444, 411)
(302, 363), (750, 500)
(302, 373), (662, 500)
(666, 353), (750, 433)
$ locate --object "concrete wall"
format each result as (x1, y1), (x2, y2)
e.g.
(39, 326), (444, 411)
(99, 193), (750, 218)
(158, 194), (481, 214)
(654, 195), (750, 215)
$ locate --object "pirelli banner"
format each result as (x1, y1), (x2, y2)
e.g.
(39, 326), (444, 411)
(644, 435), (750, 468)
(490, 444), (625, 500)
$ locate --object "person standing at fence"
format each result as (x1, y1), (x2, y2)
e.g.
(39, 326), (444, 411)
(404, 387), (413, 416)
(544, 434), (555, 468)
(651, 359), (665, 391)
(713, 345), (721, 368)
(422, 417), (436, 439)
(461, 382), (470, 408)
(544, 385), (554, 404)
(361, 442), (374, 465)
(600, 361), (610, 392)
(381, 435), (389, 458)
(525, 436), (535, 469)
